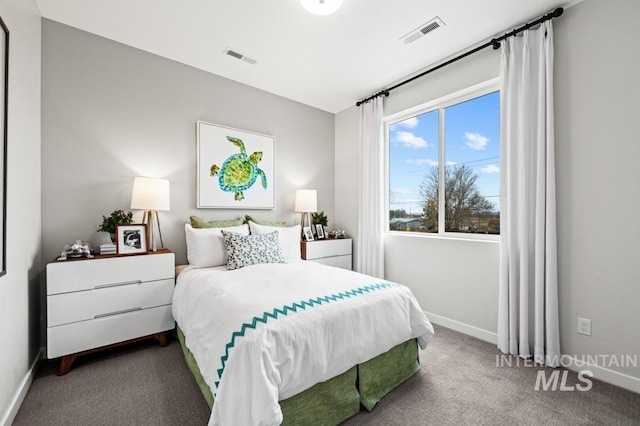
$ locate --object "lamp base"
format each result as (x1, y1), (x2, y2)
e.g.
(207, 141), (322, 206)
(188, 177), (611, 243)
(300, 212), (312, 238)
(142, 210), (164, 251)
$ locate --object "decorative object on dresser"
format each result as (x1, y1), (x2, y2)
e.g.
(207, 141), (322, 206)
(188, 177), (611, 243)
(328, 229), (347, 239)
(294, 189), (317, 232)
(311, 210), (328, 227)
(116, 223), (148, 255)
(97, 209), (133, 243)
(46, 249), (175, 375)
(130, 176), (170, 251)
(302, 226), (314, 242)
(197, 121), (274, 209)
(301, 237), (352, 270)
(0, 15), (7, 277)
(312, 211), (328, 239)
(57, 240), (93, 260)
(99, 242), (116, 255)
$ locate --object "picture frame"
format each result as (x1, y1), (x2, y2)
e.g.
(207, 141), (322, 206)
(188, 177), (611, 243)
(303, 226), (314, 242)
(196, 121), (275, 209)
(0, 17), (8, 277)
(315, 224), (325, 239)
(116, 224), (148, 255)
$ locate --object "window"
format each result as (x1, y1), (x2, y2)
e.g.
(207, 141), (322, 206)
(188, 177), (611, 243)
(387, 81), (500, 237)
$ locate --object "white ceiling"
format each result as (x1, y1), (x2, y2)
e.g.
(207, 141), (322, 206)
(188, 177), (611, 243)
(35, 0), (570, 113)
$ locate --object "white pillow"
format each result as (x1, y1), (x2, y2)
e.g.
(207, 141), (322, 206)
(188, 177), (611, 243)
(185, 223), (250, 268)
(248, 221), (301, 261)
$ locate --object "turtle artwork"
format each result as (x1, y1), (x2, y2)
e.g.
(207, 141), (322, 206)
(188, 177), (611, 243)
(210, 136), (267, 201)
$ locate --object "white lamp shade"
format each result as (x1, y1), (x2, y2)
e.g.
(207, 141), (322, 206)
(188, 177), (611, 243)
(300, 0), (343, 15)
(130, 177), (170, 211)
(294, 189), (317, 212)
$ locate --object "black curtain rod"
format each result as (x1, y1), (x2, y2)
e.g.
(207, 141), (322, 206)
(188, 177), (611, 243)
(356, 7), (564, 107)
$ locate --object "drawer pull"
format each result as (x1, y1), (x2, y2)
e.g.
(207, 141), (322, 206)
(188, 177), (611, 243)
(94, 280), (142, 290)
(94, 307), (142, 319)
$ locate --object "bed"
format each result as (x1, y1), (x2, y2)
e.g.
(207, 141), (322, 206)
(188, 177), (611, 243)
(174, 219), (434, 425)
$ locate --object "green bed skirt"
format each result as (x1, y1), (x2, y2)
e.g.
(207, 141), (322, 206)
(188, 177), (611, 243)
(177, 326), (419, 424)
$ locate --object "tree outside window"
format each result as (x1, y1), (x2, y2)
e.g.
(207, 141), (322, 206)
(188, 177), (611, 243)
(388, 84), (500, 236)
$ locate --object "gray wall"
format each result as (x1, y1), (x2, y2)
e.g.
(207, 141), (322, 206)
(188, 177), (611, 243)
(0, 0), (42, 422)
(554, 0), (640, 386)
(334, 0), (640, 387)
(41, 20), (335, 265)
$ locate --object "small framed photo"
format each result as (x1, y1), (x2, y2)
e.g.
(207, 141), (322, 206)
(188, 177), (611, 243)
(303, 226), (314, 242)
(116, 224), (148, 255)
(315, 224), (325, 239)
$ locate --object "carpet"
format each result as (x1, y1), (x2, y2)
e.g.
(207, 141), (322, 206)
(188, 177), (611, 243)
(13, 325), (640, 425)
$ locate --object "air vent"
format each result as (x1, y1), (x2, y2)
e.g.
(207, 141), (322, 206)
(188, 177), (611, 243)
(401, 17), (445, 45)
(223, 48), (257, 65)
(420, 21), (441, 35)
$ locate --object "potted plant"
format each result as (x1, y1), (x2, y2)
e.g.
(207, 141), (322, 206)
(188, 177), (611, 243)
(97, 210), (133, 242)
(311, 211), (328, 237)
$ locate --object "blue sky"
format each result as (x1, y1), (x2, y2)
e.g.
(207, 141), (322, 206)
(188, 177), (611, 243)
(388, 91), (500, 215)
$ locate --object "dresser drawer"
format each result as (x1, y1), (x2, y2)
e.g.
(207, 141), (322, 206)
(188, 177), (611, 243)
(47, 304), (174, 359)
(47, 278), (174, 327)
(47, 252), (174, 295)
(308, 255), (352, 270)
(302, 238), (352, 260)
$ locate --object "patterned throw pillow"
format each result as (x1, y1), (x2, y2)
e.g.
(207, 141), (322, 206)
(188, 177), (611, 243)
(221, 230), (285, 270)
(248, 221), (301, 261)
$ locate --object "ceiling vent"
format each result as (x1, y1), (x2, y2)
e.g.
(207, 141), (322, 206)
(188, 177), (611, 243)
(224, 48), (257, 65)
(401, 17), (445, 45)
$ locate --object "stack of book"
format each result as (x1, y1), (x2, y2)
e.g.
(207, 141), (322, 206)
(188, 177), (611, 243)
(100, 243), (117, 255)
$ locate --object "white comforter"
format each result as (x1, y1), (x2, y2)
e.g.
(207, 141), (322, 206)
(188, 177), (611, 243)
(173, 261), (434, 426)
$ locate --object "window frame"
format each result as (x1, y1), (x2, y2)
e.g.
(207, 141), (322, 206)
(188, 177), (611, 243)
(384, 78), (500, 241)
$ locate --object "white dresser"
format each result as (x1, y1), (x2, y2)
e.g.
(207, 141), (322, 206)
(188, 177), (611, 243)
(46, 249), (175, 374)
(301, 238), (352, 270)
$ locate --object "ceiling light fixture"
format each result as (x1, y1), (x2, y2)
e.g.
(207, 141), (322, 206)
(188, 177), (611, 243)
(300, 0), (343, 16)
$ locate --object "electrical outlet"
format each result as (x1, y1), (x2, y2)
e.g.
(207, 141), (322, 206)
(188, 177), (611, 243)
(577, 317), (591, 336)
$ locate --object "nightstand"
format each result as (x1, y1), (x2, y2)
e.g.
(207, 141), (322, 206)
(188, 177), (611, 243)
(301, 238), (352, 270)
(46, 249), (175, 375)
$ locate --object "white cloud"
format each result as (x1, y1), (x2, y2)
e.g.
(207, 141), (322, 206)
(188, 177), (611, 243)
(406, 158), (438, 166)
(480, 164), (500, 174)
(465, 132), (489, 150)
(445, 161), (457, 166)
(393, 187), (413, 195)
(394, 131), (428, 148)
(395, 117), (418, 128)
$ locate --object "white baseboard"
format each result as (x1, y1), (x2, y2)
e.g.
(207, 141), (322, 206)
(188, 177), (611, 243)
(1, 347), (43, 426)
(425, 312), (640, 395)
(424, 311), (497, 345)
(563, 355), (640, 394)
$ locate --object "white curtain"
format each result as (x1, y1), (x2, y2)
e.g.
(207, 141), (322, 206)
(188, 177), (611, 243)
(498, 20), (560, 367)
(356, 97), (385, 278)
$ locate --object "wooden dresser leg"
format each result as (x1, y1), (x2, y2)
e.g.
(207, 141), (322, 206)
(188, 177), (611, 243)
(59, 354), (78, 376)
(154, 332), (168, 347)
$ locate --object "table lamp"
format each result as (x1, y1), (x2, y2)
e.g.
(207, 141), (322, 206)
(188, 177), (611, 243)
(130, 177), (170, 251)
(294, 189), (317, 233)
